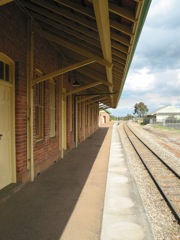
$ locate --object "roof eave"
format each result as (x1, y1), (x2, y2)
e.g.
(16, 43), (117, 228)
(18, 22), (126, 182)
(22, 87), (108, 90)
(114, 0), (152, 108)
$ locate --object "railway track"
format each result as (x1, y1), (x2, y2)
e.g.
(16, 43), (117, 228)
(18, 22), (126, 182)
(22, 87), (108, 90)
(123, 122), (180, 223)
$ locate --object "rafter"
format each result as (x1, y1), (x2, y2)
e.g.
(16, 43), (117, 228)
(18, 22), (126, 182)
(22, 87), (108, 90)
(110, 20), (133, 37)
(0, 0), (13, 5)
(32, 59), (95, 85)
(112, 41), (128, 54)
(93, 0), (113, 104)
(86, 96), (108, 105)
(37, 29), (112, 68)
(54, 0), (95, 19)
(77, 95), (99, 103)
(109, 3), (136, 22)
(39, 22), (101, 49)
(111, 32), (130, 47)
(113, 56), (126, 65)
(64, 81), (104, 96)
(112, 49), (127, 61)
(30, 11), (100, 41)
(18, 0), (151, 109)
(77, 68), (113, 87)
(26, 0), (97, 31)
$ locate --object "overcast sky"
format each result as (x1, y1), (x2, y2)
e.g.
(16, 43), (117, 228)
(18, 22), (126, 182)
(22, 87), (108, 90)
(110, 0), (180, 117)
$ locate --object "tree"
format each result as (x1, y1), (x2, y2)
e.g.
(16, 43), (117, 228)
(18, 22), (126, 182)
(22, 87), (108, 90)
(124, 114), (133, 120)
(133, 102), (148, 117)
(110, 114), (117, 121)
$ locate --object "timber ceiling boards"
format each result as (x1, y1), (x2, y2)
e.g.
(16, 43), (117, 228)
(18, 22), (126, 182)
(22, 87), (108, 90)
(18, 0), (151, 108)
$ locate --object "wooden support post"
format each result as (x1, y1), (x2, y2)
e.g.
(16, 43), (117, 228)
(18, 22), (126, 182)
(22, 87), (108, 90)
(59, 74), (64, 159)
(27, 19), (34, 181)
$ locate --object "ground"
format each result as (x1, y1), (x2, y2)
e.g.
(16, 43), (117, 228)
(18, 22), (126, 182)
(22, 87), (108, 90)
(142, 124), (180, 158)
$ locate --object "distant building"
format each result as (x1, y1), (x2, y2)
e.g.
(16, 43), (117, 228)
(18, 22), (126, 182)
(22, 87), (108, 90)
(148, 105), (180, 123)
(99, 110), (110, 125)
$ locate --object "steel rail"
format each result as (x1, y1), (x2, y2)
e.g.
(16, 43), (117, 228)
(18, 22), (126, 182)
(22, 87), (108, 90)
(122, 122), (180, 223)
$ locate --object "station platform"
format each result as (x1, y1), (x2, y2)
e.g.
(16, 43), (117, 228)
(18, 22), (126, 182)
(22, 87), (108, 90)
(0, 123), (154, 240)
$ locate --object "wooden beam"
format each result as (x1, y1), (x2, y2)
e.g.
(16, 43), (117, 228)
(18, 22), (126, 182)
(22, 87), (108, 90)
(109, 2), (136, 22)
(31, 11), (100, 41)
(40, 22), (101, 49)
(93, 0), (113, 103)
(113, 62), (124, 70)
(54, 0), (95, 19)
(27, 19), (34, 181)
(110, 20), (133, 37)
(25, 1), (97, 31)
(0, 0), (13, 6)
(113, 68), (124, 75)
(86, 96), (107, 105)
(112, 41), (128, 54)
(78, 95), (99, 103)
(77, 68), (113, 87)
(112, 49), (127, 60)
(111, 32), (130, 47)
(64, 82), (103, 96)
(32, 59), (95, 85)
(93, 0), (112, 63)
(37, 29), (112, 68)
(113, 56), (126, 65)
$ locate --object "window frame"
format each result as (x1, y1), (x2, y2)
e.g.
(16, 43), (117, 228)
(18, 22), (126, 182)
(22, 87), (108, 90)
(35, 69), (45, 141)
(0, 59), (11, 82)
(49, 79), (56, 138)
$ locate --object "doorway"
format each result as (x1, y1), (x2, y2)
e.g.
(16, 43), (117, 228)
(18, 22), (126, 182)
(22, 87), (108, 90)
(0, 54), (16, 189)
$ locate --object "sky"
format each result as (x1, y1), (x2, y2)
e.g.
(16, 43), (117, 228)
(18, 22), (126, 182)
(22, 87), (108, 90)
(110, 0), (180, 117)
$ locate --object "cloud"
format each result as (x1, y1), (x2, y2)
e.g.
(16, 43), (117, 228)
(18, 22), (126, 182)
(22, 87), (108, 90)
(132, 0), (180, 71)
(135, 27), (180, 71)
(124, 68), (155, 92)
(153, 69), (180, 95)
(147, 0), (180, 28)
(110, 0), (180, 117)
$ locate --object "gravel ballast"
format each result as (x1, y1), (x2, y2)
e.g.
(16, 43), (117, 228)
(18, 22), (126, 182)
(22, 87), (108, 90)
(118, 121), (180, 240)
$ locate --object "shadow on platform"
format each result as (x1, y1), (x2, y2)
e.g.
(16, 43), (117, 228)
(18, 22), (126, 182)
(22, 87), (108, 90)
(0, 127), (109, 240)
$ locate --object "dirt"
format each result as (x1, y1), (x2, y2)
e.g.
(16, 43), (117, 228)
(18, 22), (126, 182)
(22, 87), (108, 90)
(142, 124), (180, 158)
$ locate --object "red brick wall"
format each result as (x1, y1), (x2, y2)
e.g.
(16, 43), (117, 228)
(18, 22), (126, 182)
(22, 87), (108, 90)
(99, 111), (110, 125)
(0, 2), (100, 185)
(0, 3), (61, 182)
(33, 80), (61, 176)
(32, 32), (61, 176)
(0, 3), (28, 181)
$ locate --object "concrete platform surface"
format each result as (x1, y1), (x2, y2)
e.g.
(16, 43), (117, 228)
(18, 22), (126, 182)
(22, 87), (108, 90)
(101, 123), (154, 240)
(0, 124), (112, 240)
(0, 123), (154, 240)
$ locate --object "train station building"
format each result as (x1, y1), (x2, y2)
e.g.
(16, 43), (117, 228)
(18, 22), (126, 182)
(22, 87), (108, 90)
(0, 0), (151, 190)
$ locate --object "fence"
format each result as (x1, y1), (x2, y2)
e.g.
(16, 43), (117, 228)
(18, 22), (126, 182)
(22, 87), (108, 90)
(149, 118), (180, 130)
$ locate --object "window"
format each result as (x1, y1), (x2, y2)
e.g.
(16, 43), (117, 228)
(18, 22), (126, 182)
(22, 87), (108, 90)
(35, 69), (44, 141)
(0, 60), (10, 82)
(50, 80), (56, 137)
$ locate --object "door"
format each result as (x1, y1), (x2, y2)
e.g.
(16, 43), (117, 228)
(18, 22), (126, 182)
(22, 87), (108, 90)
(0, 53), (15, 190)
(0, 84), (13, 189)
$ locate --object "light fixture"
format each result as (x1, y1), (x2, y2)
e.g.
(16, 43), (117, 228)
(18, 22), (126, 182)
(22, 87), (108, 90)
(72, 79), (80, 87)
(72, 72), (80, 87)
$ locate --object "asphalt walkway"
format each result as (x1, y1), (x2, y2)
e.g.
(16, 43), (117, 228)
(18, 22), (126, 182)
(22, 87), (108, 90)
(0, 124), (113, 240)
